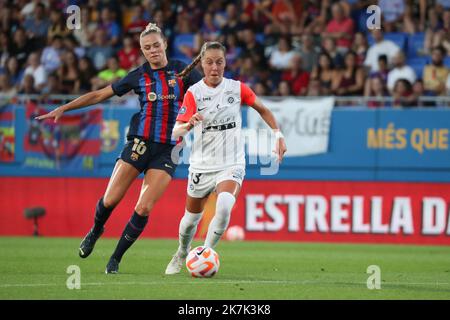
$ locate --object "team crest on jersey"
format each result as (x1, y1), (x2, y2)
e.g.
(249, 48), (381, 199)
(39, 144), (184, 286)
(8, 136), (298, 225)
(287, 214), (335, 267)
(168, 79), (177, 87)
(148, 92), (157, 102)
(227, 96), (235, 104)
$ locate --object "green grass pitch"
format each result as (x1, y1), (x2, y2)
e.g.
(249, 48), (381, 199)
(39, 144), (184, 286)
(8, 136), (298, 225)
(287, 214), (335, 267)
(0, 237), (449, 300)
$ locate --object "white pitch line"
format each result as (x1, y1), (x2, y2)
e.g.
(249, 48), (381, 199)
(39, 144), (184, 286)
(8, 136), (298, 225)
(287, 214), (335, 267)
(1, 280), (450, 288)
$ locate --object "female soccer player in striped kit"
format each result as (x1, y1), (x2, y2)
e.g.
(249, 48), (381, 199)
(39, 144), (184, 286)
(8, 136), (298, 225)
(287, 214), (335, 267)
(165, 42), (287, 274)
(36, 23), (202, 274)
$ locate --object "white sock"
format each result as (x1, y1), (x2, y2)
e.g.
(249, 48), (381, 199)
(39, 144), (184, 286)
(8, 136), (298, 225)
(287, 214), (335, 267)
(204, 192), (236, 249)
(176, 210), (203, 257)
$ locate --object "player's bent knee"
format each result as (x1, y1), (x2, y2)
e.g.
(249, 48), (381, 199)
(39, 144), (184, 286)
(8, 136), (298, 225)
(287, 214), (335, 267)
(102, 196), (120, 209)
(216, 192), (235, 217)
(134, 201), (156, 216)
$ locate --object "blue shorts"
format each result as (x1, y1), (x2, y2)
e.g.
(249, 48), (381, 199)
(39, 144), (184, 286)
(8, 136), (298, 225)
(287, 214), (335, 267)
(118, 137), (178, 177)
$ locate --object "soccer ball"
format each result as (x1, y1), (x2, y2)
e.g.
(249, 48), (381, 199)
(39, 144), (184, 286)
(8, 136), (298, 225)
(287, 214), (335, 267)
(186, 246), (220, 278)
(225, 225), (245, 241)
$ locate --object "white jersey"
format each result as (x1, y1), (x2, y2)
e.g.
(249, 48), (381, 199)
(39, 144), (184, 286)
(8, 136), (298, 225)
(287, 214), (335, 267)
(177, 78), (256, 173)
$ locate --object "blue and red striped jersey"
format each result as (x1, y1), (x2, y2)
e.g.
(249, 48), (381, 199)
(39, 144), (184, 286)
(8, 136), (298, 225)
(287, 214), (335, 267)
(111, 60), (202, 145)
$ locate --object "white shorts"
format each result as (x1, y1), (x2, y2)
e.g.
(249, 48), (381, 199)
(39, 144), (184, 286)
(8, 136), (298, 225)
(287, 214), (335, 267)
(187, 165), (245, 198)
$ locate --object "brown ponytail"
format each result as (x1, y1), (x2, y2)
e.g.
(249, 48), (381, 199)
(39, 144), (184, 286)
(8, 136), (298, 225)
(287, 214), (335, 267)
(176, 54), (202, 78)
(176, 41), (226, 78)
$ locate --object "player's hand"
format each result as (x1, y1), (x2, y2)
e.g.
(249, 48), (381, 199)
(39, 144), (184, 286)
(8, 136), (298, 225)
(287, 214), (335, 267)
(34, 106), (65, 123)
(188, 113), (203, 127)
(274, 137), (287, 163)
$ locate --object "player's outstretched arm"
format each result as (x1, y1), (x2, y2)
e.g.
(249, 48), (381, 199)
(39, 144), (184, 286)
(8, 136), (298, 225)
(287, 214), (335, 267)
(35, 85), (115, 123)
(249, 97), (287, 163)
(171, 113), (203, 139)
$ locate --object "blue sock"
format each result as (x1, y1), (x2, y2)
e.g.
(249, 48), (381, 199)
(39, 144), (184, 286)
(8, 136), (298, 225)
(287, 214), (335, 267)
(111, 212), (148, 262)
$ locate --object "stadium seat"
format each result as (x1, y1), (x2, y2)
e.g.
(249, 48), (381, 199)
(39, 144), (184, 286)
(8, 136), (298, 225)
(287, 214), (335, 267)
(368, 32), (407, 51)
(444, 56), (450, 68)
(255, 33), (265, 44)
(407, 57), (429, 78)
(407, 32), (425, 58)
(171, 33), (195, 64)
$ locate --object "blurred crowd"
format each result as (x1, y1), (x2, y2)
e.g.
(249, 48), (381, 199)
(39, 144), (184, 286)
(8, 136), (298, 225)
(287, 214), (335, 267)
(0, 0), (450, 108)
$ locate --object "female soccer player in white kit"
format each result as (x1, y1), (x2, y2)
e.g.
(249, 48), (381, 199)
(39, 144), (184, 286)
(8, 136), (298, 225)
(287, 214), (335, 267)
(165, 42), (287, 274)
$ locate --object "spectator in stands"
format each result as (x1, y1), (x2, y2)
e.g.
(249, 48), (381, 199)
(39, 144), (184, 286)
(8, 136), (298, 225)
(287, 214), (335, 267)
(91, 56), (127, 91)
(269, 36), (297, 71)
(47, 8), (72, 41)
(392, 79), (417, 108)
(18, 74), (38, 94)
(323, 2), (354, 52)
(364, 55), (390, 97)
(23, 52), (47, 92)
(10, 28), (34, 70)
(219, 3), (242, 39)
(281, 54), (309, 96)
(0, 73), (17, 101)
(57, 51), (80, 94)
(41, 73), (61, 96)
(224, 33), (243, 69)
(424, 8), (450, 56)
(387, 51), (417, 93)
(125, 5), (149, 36)
(306, 78), (323, 96)
(310, 52), (336, 96)
(271, 0), (300, 25)
(78, 57), (95, 93)
(321, 36), (344, 69)
(423, 46), (450, 96)
(64, 35), (86, 60)
(295, 34), (319, 73)
(413, 79), (436, 107)
(241, 28), (266, 69)
(236, 55), (260, 88)
(0, 3), (21, 36)
(20, 0), (41, 20)
(438, 10), (450, 55)
(253, 81), (270, 96)
(301, 0), (325, 35)
(424, 6), (442, 55)
(0, 31), (10, 71)
(199, 12), (220, 42)
(3, 57), (24, 90)
(178, 0), (203, 32)
(40, 35), (63, 74)
(379, 0), (415, 34)
(333, 50), (365, 96)
(23, 2), (50, 49)
(87, 29), (115, 71)
(365, 76), (390, 108)
(117, 36), (140, 71)
(363, 29), (400, 73)
(369, 54), (390, 85)
(99, 7), (121, 48)
(352, 32), (368, 66)
(72, 6), (97, 48)
(446, 72), (450, 95)
(261, 0), (302, 35)
(277, 80), (292, 96)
